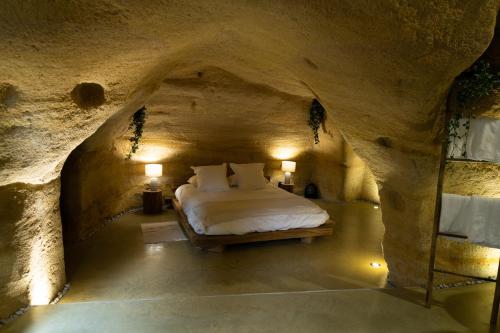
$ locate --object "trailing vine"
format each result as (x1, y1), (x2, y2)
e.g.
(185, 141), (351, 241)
(308, 99), (325, 144)
(456, 59), (498, 106)
(447, 111), (467, 158)
(448, 59), (499, 158)
(126, 106), (147, 160)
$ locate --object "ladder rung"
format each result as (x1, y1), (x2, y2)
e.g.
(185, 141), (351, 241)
(446, 158), (499, 165)
(437, 232), (468, 239)
(434, 268), (497, 282)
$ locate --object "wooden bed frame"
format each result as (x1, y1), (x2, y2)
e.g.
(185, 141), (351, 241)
(173, 198), (334, 252)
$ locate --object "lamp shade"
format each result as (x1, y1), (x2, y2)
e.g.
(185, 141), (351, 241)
(145, 164), (163, 177)
(281, 161), (296, 173)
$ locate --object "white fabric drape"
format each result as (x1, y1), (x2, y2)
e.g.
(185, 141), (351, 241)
(466, 118), (500, 162)
(441, 193), (500, 248)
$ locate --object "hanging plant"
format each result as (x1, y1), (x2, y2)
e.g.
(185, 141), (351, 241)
(126, 106), (147, 160)
(456, 59), (499, 106)
(308, 99), (325, 144)
(447, 59), (499, 158)
(447, 111), (467, 158)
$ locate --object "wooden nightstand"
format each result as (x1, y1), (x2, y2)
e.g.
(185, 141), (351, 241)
(143, 190), (163, 214)
(278, 182), (294, 193)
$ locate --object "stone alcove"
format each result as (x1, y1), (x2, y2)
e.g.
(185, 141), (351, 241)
(59, 67), (380, 243)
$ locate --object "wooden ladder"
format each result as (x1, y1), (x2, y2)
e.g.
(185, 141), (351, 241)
(425, 102), (500, 325)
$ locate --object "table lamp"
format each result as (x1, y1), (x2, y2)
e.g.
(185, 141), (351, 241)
(281, 161), (296, 185)
(145, 164), (162, 191)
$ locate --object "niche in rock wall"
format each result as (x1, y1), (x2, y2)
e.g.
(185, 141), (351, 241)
(60, 68), (349, 242)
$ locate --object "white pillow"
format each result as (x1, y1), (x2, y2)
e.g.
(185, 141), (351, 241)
(191, 163), (230, 192)
(229, 163), (266, 190)
(228, 173), (268, 187)
(187, 175), (197, 187)
(190, 175), (240, 187)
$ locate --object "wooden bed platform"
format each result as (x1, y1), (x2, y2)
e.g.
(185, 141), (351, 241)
(173, 198), (334, 251)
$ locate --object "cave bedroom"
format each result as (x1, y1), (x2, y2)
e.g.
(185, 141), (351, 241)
(3, 2), (500, 333)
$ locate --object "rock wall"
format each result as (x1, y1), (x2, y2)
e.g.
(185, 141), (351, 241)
(0, 180), (65, 317)
(60, 148), (145, 242)
(310, 111), (348, 201)
(342, 143), (380, 203)
(310, 115), (380, 203)
(0, 0), (498, 319)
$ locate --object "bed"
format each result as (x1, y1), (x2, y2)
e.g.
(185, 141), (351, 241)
(173, 183), (333, 251)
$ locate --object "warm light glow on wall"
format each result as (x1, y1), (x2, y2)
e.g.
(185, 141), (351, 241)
(133, 145), (174, 163)
(271, 146), (299, 160)
(29, 239), (52, 305)
(486, 248), (500, 276)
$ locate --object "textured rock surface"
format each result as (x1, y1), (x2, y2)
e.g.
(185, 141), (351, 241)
(343, 144), (380, 203)
(444, 162), (500, 197)
(0, 180), (65, 317)
(0, 83), (18, 109)
(0, 0), (498, 319)
(310, 112), (347, 201)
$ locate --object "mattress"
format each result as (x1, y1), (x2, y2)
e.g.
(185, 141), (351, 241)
(175, 184), (330, 235)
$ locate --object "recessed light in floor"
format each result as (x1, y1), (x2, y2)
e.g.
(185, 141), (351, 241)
(373, 205), (379, 209)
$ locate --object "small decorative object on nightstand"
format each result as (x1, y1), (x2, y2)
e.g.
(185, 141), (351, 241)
(143, 189), (163, 214)
(304, 183), (319, 199)
(278, 182), (294, 193)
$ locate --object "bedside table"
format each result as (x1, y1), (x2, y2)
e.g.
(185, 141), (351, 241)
(143, 190), (163, 214)
(278, 182), (294, 193)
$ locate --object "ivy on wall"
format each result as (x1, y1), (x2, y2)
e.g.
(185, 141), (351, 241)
(448, 59), (499, 158)
(308, 99), (325, 144)
(126, 106), (147, 160)
(456, 59), (498, 106)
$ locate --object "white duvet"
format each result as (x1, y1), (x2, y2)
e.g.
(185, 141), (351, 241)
(175, 184), (330, 235)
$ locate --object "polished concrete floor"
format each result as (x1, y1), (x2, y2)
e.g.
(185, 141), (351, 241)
(4, 284), (500, 332)
(3, 201), (499, 332)
(62, 200), (388, 303)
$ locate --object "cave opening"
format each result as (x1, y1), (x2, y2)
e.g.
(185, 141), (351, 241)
(59, 67), (387, 302)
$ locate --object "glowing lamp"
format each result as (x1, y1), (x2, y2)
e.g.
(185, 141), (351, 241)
(370, 262), (382, 269)
(145, 164), (162, 190)
(281, 161), (296, 185)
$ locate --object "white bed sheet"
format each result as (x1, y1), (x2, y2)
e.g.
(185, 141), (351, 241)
(175, 184), (330, 235)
